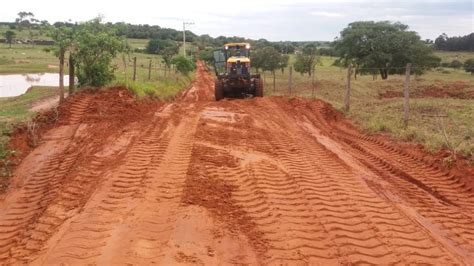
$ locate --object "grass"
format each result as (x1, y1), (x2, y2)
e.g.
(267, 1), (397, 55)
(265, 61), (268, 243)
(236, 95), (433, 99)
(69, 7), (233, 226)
(263, 53), (474, 162)
(127, 38), (149, 49)
(0, 86), (58, 122)
(113, 51), (194, 99)
(0, 43), (58, 74)
(435, 51), (474, 64)
(126, 76), (193, 100)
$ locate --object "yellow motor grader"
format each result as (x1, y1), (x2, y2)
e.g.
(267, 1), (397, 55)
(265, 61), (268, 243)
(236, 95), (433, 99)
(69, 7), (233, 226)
(213, 43), (263, 100)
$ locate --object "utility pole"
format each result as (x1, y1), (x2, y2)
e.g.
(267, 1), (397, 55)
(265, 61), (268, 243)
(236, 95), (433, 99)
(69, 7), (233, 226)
(182, 21), (194, 57)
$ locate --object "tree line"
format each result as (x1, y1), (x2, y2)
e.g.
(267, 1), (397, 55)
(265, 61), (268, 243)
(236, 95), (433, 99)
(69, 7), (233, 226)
(198, 21), (473, 79)
(434, 33), (473, 52)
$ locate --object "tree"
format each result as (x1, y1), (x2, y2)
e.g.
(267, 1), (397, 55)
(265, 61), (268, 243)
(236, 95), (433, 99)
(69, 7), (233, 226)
(16, 12), (35, 31)
(334, 21), (440, 79)
(74, 18), (126, 87)
(147, 39), (179, 73)
(49, 26), (75, 102)
(294, 44), (320, 76)
(4, 31), (15, 48)
(253, 46), (288, 90)
(434, 33), (474, 52)
(464, 59), (474, 75)
(301, 44), (319, 76)
(294, 53), (312, 76)
(434, 33), (448, 50)
(279, 54), (289, 74)
(171, 55), (195, 75)
(251, 49), (265, 73)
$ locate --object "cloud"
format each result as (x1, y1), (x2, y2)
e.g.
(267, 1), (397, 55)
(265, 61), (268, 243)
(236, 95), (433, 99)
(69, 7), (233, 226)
(310, 11), (344, 17)
(0, 0), (471, 41)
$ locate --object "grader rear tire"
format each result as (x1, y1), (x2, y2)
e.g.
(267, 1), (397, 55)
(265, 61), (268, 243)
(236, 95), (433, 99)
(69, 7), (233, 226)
(255, 78), (264, 97)
(215, 80), (224, 101)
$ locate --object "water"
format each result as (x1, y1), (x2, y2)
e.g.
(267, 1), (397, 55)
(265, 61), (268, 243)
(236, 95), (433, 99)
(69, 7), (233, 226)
(0, 73), (69, 97)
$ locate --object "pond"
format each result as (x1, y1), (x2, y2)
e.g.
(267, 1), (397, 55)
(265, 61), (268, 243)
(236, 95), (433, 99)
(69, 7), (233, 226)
(0, 73), (69, 97)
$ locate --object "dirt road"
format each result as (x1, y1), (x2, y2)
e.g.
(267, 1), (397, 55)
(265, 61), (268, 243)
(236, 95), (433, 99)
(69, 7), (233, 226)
(1, 62), (473, 265)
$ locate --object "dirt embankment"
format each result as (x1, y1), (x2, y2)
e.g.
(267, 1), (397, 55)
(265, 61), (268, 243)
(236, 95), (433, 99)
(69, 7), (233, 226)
(2, 87), (160, 192)
(0, 62), (473, 265)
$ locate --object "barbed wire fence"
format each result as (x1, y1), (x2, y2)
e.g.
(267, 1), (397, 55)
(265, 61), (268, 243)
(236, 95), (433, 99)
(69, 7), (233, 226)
(264, 62), (473, 157)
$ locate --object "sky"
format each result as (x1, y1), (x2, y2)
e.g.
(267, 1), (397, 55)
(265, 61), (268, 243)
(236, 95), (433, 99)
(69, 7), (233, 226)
(1, 0), (472, 41)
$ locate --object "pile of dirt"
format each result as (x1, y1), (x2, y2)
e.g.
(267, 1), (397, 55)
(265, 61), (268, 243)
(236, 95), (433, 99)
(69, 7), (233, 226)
(3, 87), (160, 192)
(278, 96), (474, 192)
(379, 80), (474, 99)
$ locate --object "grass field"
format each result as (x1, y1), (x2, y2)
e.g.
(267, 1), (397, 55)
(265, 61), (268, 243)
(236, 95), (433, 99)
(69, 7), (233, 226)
(0, 43), (58, 74)
(435, 51), (474, 63)
(262, 53), (474, 161)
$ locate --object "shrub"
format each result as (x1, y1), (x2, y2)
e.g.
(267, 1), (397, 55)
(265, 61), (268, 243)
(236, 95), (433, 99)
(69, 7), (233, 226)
(171, 55), (195, 75)
(450, 59), (463, 69)
(464, 58), (474, 74)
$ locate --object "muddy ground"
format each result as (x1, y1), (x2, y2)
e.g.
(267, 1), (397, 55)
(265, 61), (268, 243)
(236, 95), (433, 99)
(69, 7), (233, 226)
(0, 62), (473, 265)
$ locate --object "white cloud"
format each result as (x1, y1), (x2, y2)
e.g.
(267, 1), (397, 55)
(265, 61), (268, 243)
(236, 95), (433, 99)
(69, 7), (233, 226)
(310, 11), (344, 17)
(0, 0), (471, 41)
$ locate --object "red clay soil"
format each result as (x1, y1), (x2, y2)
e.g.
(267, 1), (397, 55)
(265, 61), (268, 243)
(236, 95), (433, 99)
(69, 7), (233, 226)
(0, 62), (473, 265)
(2, 87), (160, 192)
(379, 80), (474, 99)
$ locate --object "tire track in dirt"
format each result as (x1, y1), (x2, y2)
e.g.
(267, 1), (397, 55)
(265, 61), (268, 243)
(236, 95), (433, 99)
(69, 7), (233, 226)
(258, 101), (462, 265)
(1, 62), (473, 265)
(32, 109), (172, 265)
(0, 96), (91, 263)
(103, 105), (200, 265)
(277, 98), (474, 263)
(28, 62), (213, 265)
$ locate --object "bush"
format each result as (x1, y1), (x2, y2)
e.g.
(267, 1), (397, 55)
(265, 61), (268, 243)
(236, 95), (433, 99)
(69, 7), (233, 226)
(450, 59), (463, 69)
(77, 60), (117, 87)
(171, 55), (195, 75)
(199, 48), (215, 65)
(464, 58), (474, 74)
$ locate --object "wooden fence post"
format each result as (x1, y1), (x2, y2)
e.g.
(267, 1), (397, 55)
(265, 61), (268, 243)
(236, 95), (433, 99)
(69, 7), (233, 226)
(289, 66), (293, 95)
(148, 59), (152, 80)
(132, 57), (137, 81)
(273, 71), (276, 92)
(344, 64), (352, 112)
(403, 63), (412, 128)
(311, 65), (315, 97)
(122, 55), (128, 88)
